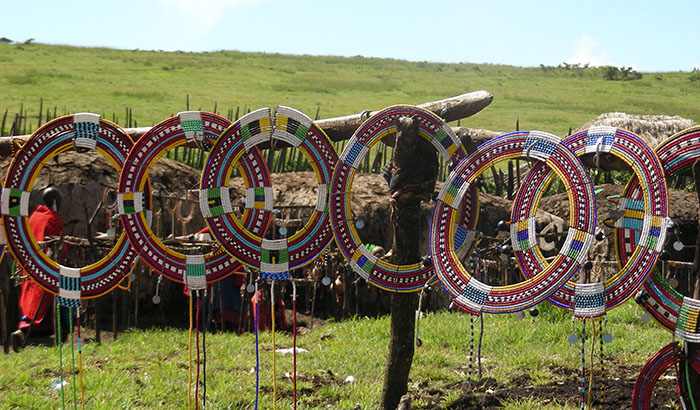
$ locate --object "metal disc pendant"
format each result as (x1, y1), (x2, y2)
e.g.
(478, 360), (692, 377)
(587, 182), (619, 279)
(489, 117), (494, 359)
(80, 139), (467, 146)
(152, 295), (161, 304)
(246, 283), (255, 293)
(568, 334), (579, 344)
(322, 276), (331, 286)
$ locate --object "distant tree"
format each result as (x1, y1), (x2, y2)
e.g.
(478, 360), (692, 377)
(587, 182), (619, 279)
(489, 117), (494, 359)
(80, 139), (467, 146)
(23, 38), (34, 45)
(602, 66), (618, 80)
(0, 37), (12, 44)
(690, 68), (700, 82)
(601, 65), (642, 81)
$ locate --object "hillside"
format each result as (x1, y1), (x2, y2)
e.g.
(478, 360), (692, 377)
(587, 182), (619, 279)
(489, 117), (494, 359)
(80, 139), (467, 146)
(1, 43), (700, 137)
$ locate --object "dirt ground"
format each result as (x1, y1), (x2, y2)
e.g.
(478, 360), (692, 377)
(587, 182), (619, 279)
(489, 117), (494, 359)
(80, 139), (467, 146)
(410, 366), (679, 409)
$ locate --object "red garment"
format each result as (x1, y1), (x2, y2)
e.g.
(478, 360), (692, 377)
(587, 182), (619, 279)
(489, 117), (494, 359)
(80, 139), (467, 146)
(17, 205), (64, 331)
(251, 290), (288, 331)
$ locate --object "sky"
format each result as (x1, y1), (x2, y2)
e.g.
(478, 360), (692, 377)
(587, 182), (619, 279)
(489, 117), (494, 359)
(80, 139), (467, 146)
(2, 0), (699, 72)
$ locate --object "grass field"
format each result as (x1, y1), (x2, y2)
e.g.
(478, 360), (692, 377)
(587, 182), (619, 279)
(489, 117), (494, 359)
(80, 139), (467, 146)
(0, 43), (697, 409)
(0, 300), (673, 409)
(1, 43), (699, 137)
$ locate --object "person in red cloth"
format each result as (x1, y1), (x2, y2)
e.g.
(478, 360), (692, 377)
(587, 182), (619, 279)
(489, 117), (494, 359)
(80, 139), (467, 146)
(12, 187), (65, 351)
(250, 283), (288, 332)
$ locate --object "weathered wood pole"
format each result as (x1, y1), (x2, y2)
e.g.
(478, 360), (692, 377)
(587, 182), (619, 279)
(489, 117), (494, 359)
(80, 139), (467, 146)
(380, 116), (438, 409)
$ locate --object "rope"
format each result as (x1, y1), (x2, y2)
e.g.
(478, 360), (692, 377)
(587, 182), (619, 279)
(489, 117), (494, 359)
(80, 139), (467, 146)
(587, 318), (596, 408)
(475, 251), (484, 378)
(67, 308), (77, 410)
(469, 314), (475, 378)
(580, 318), (586, 410)
(599, 318), (605, 409)
(687, 359), (698, 410)
(201, 293), (207, 409)
(57, 302), (66, 410)
(254, 281), (260, 410)
(292, 280), (298, 410)
(77, 309), (85, 410)
(676, 360), (688, 410)
(195, 294), (201, 410)
(415, 284), (427, 347)
(478, 313), (483, 378)
(187, 295), (193, 410)
(270, 280), (277, 410)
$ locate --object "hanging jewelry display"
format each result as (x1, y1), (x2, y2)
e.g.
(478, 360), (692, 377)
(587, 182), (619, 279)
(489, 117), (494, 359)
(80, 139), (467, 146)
(331, 105), (476, 292)
(430, 130), (596, 314)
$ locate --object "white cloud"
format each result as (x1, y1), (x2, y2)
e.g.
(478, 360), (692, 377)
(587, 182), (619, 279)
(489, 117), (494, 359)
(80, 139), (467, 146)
(565, 34), (613, 67)
(154, 0), (267, 45)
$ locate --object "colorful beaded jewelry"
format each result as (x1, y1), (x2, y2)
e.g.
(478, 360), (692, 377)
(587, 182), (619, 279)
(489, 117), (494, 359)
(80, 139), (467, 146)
(118, 111), (268, 290)
(2, 114), (138, 301)
(631, 342), (700, 410)
(331, 105), (475, 292)
(200, 107), (337, 278)
(431, 130), (596, 314)
(617, 127), (700, 340)
(512, 127), (669, 316)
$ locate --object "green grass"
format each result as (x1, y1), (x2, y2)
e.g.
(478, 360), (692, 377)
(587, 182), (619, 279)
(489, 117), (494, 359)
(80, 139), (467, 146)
(0, 300), (671, 409)
(2, 43), (700, 137)
(0, 42), (693, 408)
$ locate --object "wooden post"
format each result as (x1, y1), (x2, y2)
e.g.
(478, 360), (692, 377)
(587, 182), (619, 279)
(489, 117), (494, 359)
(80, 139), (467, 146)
(1, 108), (8, 137)
(380, 117), (437, 410)
(507, 161), (514, 200)
(37, 98), (43, 130)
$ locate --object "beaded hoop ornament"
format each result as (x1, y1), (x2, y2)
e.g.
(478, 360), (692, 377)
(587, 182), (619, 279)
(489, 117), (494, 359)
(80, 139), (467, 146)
(430, 130), (597, 314)
(631, 342), (700, 410)
(330, 105), (475, 292)
(2, 114), (138, 303)
(118, 111), (269, 290)
(200, 107), (337, 279)
(512, 127), (669, 316)
(615, 127), (700, 339)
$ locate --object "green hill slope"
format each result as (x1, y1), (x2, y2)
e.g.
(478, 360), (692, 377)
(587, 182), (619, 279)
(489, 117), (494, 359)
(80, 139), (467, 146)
(1, 43), (699, 136)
